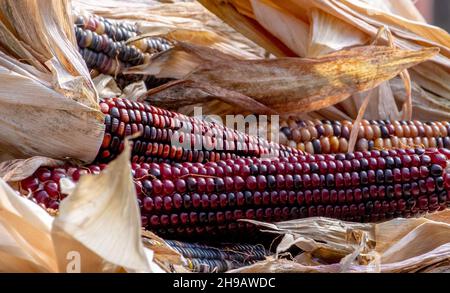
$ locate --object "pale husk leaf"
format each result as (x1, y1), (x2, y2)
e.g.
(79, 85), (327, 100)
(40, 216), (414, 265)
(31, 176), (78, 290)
(338, 0), (450, 50)
(0, 0), (103, 163)
(0, 156), (63, 182)
(0, 179), (57, 272)
(249, 0), (309, 57)
(352, 81), (401, 120)
(357, 0), (426, 23)
(230, 210), (450, 273)
(93, 74), (122, 99)
(0, 54), (104, 162)
(197, 0), (295, 57)
(307, 8), (369, 57)
(54, 140), (150, 272)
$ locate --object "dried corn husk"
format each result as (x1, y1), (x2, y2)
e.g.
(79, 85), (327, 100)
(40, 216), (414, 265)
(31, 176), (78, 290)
(93, 74), (122, 99)
(0, 141), (161, 273)
(230, 210), (450, 273)
(141, 230), (187, 273)
(131, 42), (437, 115)
(199, 0), (450, 121)
(0, 157), (64, 183)
(0, 0), (103, 163)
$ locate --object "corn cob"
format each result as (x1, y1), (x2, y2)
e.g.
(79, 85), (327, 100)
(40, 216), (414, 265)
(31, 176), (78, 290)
(75, 14), (171, 53)
(75, 14), (138, 42)
(78, 47), (123, 76)
(74, 13), (171, 89)
(97, 98), (302, 164)
(280, 119), (450, 154)
(76, 31), (147, 67)
(165, 240), (267, 272)
(19, 148), (450, 240)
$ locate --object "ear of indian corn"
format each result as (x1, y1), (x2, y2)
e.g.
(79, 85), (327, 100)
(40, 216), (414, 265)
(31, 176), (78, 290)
(97, 98), (302, 164)
(75, 14), (138, 42)
(19, 148), (450, 240)
(74, 13), (171, 89)
(164, 240), (267, 272)
(75, 14), (171, 53)
(280, 119), (450, 154)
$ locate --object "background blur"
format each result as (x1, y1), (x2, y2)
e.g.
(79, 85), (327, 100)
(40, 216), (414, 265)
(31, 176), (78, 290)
(416, 0), (450, 31)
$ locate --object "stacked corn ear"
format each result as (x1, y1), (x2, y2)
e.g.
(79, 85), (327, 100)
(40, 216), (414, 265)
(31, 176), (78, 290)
(19, 147), (450, 240)
(165, 240), (267, 272)
(280, 119), (450, 154)
(97, 98), (302, 164)
(74, 13), (172, 89)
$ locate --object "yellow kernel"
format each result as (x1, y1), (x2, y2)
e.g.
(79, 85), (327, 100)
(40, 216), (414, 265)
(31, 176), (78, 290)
(323, 124), (333, 137)
(338, 138), (348, 153)
(374, 138), (384, 149)
(422, 137), (429, 148)
(429, 137), (437, 148)
(424, 125), (433, 137)
(372, 125), (381, 139)
(305, 141), (314, 154)
(358, 126), (365, 139)
(330, 136), (340, 153)
(438, 124), (448, 137)
(390, 136), (399, 148)
(432, 125), (441, 137)
(320, 137), (331, 153)
(394, 125), (404, 137)
(364, 125), (374, 140)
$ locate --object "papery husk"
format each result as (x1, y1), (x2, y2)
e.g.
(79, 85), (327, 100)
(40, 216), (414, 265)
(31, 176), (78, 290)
(390, 77), (450, 120)
(141, 230), (186, 273)
(0, 156), (63, 183)
(93, 74), (122, 99)
(357, 0), (426, 23)
(0, 0), (103, 163)
(120, 81), (148, 102)
(352, 81), (401, 120)
(92, 74), (147, 102)
(133, 42), (437, 115)
(196, 0), (294, 57)
(54, 140), (149, 272)
(199, 0), (450, 121)
(248, 0), (309, 57)
(307, 8), (370, 57)
(0, 139), (160, 273)
(229, 210), (450, 273)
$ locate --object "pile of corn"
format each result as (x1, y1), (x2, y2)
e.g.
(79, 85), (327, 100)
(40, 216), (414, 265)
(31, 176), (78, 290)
(13, 13), (449, 273)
